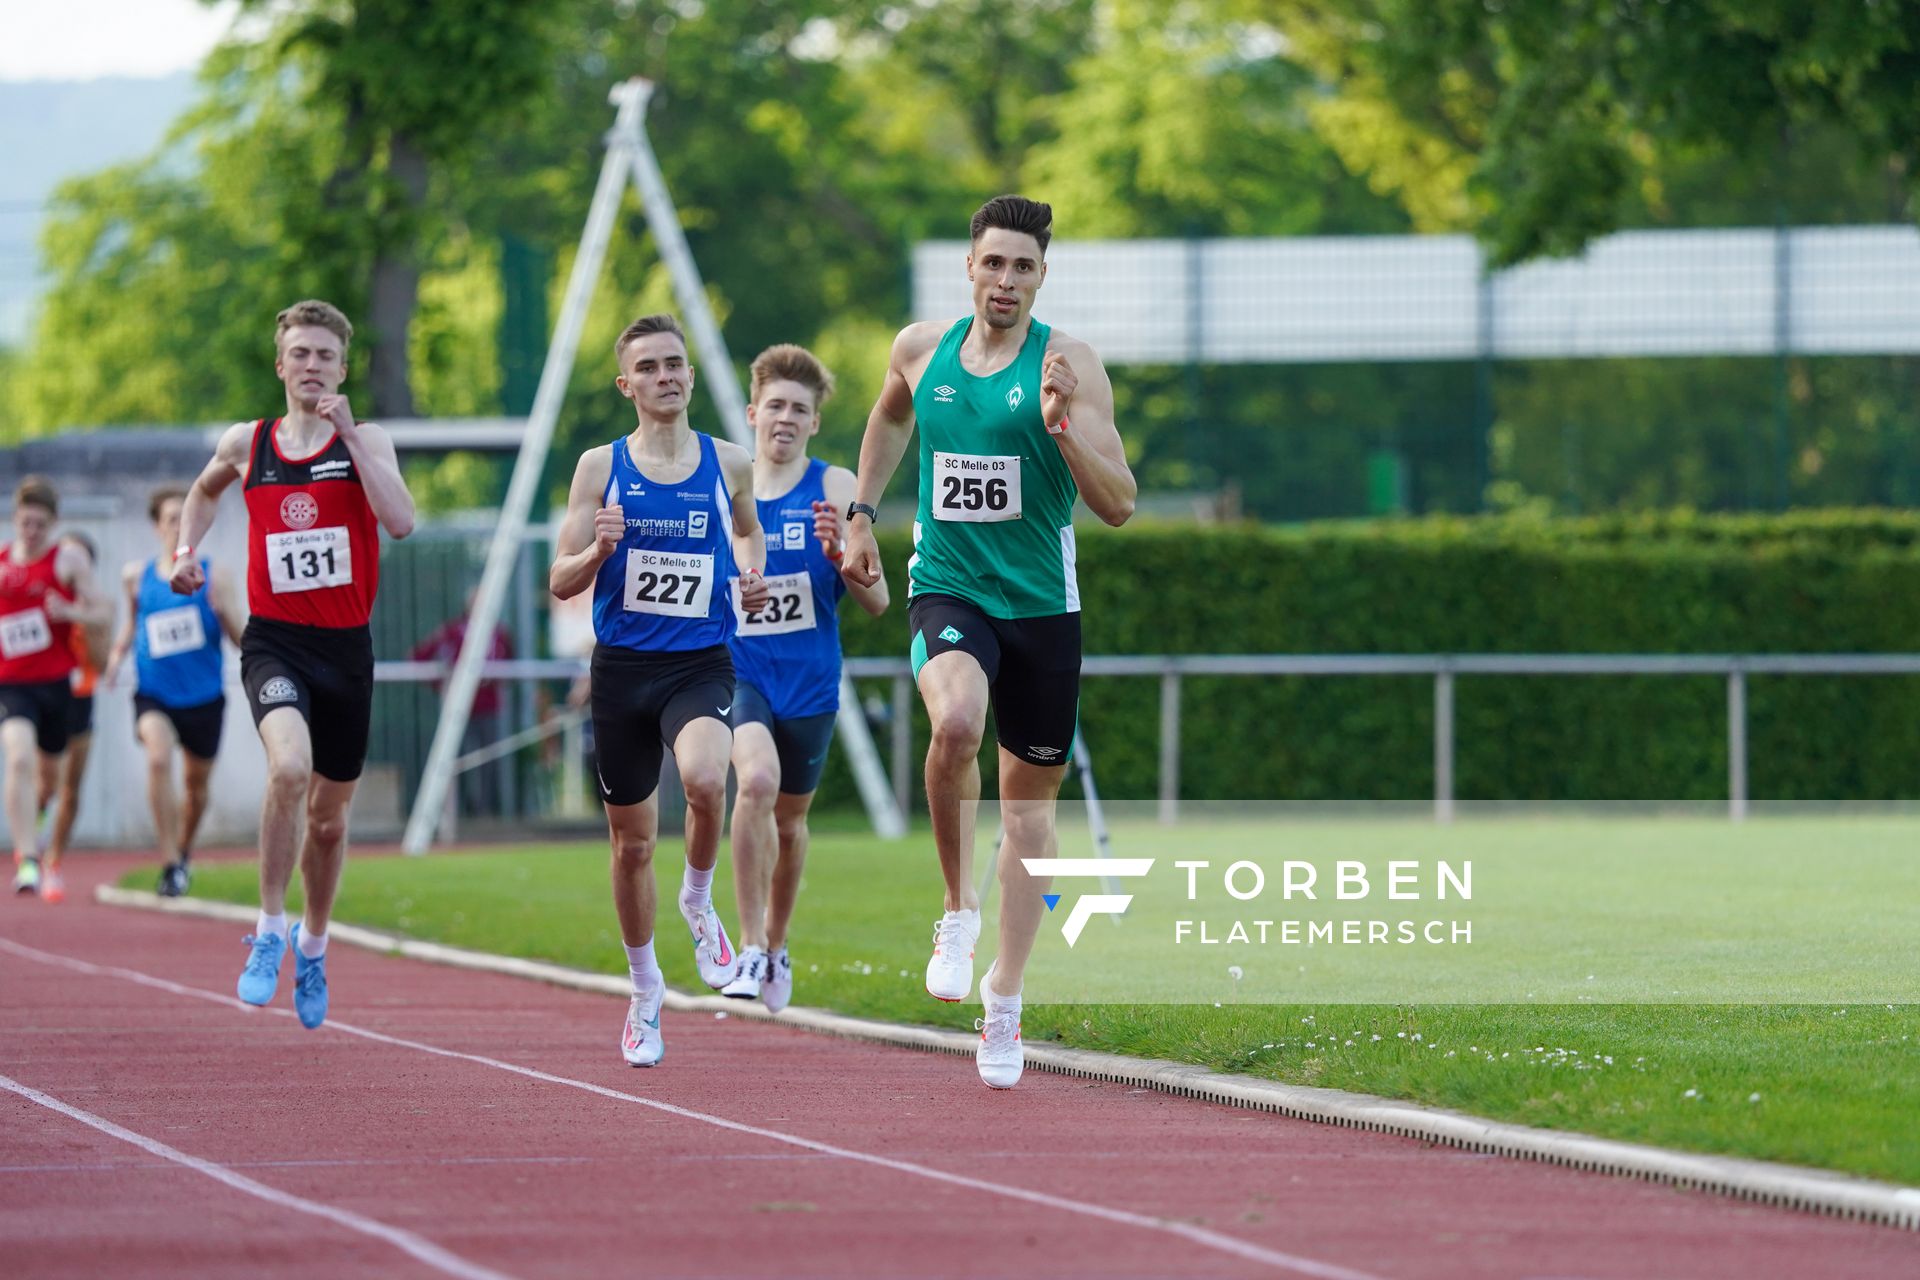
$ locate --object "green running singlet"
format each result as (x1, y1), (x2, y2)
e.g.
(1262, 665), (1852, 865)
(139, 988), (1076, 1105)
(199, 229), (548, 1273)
(909, 315), (1079, 619)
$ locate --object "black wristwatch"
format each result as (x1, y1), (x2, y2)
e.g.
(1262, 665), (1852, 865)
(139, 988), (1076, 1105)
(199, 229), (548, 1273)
(848, 502), (879, 526)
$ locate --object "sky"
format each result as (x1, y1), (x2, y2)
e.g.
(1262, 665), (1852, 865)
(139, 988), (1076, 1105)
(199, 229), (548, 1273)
(1, 0), (239, 82)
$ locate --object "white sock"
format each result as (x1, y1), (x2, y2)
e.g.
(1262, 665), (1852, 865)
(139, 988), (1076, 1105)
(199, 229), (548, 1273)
(983, 967), (1021, 1008)
(625, 940), (660, 995)
(256, 911), (289, 942)
(296, 928), (328, 960)
(680, 864), (714, 912)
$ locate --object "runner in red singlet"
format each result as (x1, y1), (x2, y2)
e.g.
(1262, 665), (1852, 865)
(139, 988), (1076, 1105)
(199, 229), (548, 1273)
(171, 300), (415, 1028)
(1, 477), (108, 899)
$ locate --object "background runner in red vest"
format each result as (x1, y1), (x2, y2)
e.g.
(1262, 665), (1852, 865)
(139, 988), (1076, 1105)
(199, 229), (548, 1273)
(41, 531), (115, 904)
(2, 477), (109, 901)
(172, 299), (415, 1029)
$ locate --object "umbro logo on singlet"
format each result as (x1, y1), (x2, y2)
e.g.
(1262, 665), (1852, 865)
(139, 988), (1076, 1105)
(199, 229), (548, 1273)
(933, 385), (956, 402)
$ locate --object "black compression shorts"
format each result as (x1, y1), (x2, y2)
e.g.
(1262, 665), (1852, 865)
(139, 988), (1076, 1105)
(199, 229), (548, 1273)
(590, 643), (735, 806)
(240, 616), (374, 782)
(907, 592), (1080, 767)
(729, 680), (837, 796)
(0, 679), (73, 756)
(134, 693), (226, 762)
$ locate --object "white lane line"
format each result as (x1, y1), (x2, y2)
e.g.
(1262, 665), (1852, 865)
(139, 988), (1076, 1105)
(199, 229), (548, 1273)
(0, 936), (1387, 1280)
(0, 1072), (519, 1280)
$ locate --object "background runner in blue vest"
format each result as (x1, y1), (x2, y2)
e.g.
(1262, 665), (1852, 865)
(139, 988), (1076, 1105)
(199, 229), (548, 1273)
(549, 313), (770, 1068)
(105, 486), (246, 897)
(717, 345), (889, 1012)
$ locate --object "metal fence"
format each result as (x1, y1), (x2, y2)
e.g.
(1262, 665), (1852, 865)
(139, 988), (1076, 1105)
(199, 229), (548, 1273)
(377, 653), (1920, 830)
(909, 228), (1920, 519)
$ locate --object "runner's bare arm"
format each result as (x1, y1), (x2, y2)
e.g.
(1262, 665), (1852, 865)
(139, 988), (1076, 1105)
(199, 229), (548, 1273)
(209, 564), (247, 647)
(822, 465), (889, 616)
(719, 443), (771, 614)
(173, 423), (251, 594)
(1042, 334), (1135, 527)
(549, 448), (619, 601)
(320, 401), (415, 539)
(843, 322), (941, 588)
(53, 540), (112, 628)
(103, 561), (141, 684)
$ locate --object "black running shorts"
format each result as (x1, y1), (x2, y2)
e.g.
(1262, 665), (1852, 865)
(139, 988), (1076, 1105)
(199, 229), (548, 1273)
(729, 680), (837, 796)
(134, 693), (227, 762)
(0, 679), (73, 756)
(907, 592), (1080, 767)
(590, 643), (735, 806)
(240, 616), (374, 782)
(66, 692), (94, 738)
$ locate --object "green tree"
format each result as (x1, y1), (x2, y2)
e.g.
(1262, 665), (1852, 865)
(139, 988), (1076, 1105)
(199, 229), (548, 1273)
(224, 0), (558, 414)
(6, 1), (557, 435)
(1270, 0), (1920, 263)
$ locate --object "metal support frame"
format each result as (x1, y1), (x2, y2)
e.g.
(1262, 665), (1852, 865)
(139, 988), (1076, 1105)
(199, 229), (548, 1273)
(404, 80), (903, 851)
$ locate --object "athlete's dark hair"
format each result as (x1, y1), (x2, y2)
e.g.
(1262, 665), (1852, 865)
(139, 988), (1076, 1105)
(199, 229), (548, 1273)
(14, 475), (58, 517)
(149, 486), (188, 522)
(275, 299), (353, 350)
(749, 344), (835, 408)
(969, 195), (1053, 255)
(615, 313), (689, 364)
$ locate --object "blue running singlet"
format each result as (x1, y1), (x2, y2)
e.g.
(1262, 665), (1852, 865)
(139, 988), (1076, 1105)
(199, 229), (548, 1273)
(727, 458), (846, 718)
(592, 433), (737, 653)
(134, 557), (224, 708)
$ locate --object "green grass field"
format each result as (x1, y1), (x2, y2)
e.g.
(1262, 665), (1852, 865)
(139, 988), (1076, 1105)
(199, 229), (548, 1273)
(139, 814), (1920, 1186)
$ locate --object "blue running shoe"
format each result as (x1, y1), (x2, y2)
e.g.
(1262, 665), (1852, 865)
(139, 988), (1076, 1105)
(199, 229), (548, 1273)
(236, 930), (287, 1006)
(290, 923), (328, 1029)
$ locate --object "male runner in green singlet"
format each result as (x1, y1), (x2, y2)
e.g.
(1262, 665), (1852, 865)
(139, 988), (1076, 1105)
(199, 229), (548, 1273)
(841, 195), (1137, 1088)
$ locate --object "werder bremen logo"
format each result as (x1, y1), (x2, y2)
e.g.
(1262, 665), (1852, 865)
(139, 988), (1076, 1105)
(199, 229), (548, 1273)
(1006, 384), (1025, 411)
(1023, 858), (1155, 946)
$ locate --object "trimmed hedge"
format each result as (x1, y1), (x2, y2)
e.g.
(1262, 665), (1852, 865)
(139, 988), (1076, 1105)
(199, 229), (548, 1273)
(816, 512), (1920, 806)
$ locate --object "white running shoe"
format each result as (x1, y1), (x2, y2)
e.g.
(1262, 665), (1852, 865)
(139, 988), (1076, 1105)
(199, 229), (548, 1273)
(679, 893), (739, 990)
(925, 907), (980, 1002)
(721, 945), (767, 999)
(12, 855), (41, 896)
(762, 945), (793, 1014)
(621, 986), (665, 1067)
(975, 964), (1023, 1089)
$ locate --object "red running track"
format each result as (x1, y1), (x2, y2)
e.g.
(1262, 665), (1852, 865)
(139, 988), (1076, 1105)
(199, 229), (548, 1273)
(2, 853), (1914, 1280)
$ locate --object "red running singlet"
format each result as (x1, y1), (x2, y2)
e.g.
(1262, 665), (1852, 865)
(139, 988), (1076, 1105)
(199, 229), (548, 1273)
(242, 418), (381, 628)
(0, 545), (76, 684)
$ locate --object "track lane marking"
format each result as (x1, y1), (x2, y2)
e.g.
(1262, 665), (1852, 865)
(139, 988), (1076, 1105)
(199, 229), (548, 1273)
(0, 936), (1388, 1280)
(0, 1072), (519, 1280)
